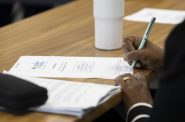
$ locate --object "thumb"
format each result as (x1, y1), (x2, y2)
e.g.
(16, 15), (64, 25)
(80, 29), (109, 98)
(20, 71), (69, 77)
(126, 50), (143, 62)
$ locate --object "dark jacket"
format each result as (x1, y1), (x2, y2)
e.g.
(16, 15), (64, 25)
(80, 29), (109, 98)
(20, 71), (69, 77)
(128, 20), (185, 122)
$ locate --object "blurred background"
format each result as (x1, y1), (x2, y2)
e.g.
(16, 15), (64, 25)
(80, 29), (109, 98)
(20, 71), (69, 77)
(0, 0), (74, 27)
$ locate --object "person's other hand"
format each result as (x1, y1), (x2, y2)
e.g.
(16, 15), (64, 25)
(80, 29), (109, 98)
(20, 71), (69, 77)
(123, 36), (164, 72)
(115, 73), (153, 108)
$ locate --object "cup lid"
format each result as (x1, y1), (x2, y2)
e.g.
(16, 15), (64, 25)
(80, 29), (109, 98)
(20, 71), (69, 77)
(93, 0), (124, 18)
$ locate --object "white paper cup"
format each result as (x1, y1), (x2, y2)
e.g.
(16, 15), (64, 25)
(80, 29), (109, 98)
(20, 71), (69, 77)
(93, 0), (124, 50)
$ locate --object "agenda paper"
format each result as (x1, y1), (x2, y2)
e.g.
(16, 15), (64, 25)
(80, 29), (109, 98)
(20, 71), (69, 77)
(3, 72), (120, 118)
(124, 8), (185, 24)
(9, 56), (132, 79)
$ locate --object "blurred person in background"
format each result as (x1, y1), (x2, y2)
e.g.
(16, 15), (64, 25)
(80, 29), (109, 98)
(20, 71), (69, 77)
(0, 0), (72, 27)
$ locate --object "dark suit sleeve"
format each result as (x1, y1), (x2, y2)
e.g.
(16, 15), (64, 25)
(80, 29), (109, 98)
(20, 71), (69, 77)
(126, 103), (152, 122)
(127, 20), (185, 122)
(149, 20), (185, 122)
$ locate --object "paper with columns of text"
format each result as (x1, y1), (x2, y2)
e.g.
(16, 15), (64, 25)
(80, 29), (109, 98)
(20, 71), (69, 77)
(124, 8), (185, 24)
(9, 56), (133, 79)
(3, 72), (120, 118)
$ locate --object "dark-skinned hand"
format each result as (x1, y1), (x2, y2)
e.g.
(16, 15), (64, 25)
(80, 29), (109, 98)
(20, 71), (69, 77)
(123, 36), (164, 72)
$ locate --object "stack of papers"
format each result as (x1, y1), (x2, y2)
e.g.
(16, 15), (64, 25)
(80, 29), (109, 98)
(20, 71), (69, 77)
(4, 56), (133, 117)
(4, 72), (120, 118)
(124, 8), (185, 24)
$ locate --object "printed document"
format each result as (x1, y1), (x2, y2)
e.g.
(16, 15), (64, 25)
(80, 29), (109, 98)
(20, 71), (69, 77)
(124, 8), (185, 24)
(3, 72), (120, 117)
(9, 56), (132, 79)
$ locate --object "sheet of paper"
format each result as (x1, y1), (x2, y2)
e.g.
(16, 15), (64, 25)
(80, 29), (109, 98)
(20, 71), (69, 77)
(3, 72), (120, 117)
(124, 8), (185, 24)
(8, 56), (133, 79)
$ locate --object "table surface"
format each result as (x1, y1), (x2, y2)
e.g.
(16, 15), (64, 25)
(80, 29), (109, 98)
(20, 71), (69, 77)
(0, 0), (184, 121)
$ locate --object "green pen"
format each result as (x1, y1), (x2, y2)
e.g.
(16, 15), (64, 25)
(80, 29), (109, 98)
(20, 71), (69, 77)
(131, 17), (156, 69)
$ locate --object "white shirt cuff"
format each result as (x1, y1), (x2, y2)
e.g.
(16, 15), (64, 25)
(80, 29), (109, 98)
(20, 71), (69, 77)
(126, 102), (153, 122)
(127, 102), (153, 116)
